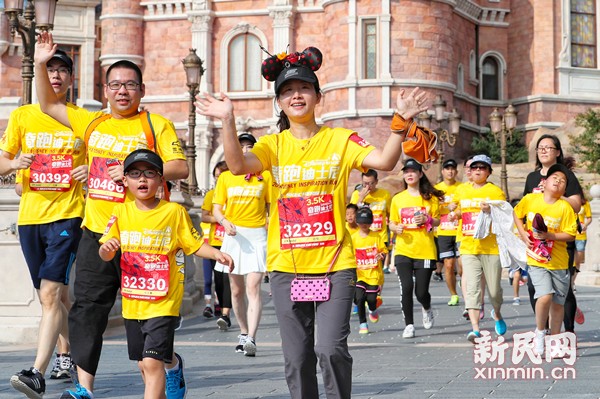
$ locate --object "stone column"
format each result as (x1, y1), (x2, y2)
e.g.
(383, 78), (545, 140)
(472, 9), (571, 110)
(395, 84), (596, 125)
(577, 184), (600, 286)
(99, 0), (145, 69)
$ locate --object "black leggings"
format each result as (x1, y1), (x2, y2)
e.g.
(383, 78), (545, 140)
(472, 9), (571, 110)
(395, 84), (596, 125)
(527, 245), (577, 332)
(395, 255), (434, 326)
(210, 246), (232, 309)
(354, 282), (379, 324)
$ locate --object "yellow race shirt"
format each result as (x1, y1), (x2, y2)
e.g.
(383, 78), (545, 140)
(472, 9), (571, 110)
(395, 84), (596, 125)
(213, 170), (271, 228)
(66, 107), (186, 233)
(346, 222), (359, 237)
(455, 182), (505, 255)
(350, 188), (391, 242)
(201, 189), (225, 246)
(100, 200), (203, 320)
(434, 181), (461, 237)
(390, 190), (439, 260)
(514, 193), (578, 270)
(576, 201), (592, 241)
(351, 230), (387, 286)
(251, 126), (374, 274)
(0, 103), (86, 225)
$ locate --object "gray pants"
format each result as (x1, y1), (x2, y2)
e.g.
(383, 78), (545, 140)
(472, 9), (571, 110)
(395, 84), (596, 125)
(270, 269), (356, 399)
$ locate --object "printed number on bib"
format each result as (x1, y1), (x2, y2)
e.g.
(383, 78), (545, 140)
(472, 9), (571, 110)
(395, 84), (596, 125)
(29, 154), (73, 191)
(120, 252), (170, 301)
(214, 223), (225, 242)
(400, 207), (426, 230)
(88, 157), (126, 202)
(461, 211), (478, 236)
(278, 194), (337, 249)
(355, 247), (379, 269)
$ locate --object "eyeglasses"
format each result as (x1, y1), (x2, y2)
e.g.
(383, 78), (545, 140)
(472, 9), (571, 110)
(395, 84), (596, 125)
(536, 146), (557, 153)
(47, 67), (70, 75)
(470, 165), (489, 171)
(125, 169), (161, 179)
(106, 81), (141, 91)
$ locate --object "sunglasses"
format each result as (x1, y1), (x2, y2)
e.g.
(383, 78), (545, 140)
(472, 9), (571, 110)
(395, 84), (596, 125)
(470, 165), (489, 171)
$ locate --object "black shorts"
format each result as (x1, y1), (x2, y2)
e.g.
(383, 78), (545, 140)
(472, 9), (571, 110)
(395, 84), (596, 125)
(437, 235), (458, 260)
(124, 316), (179, 362)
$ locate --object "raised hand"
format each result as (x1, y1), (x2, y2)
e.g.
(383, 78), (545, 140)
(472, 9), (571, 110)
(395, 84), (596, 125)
(195, 92), (234, 121)
(395, 87), (429, 121)
(34, 31), (57, 65)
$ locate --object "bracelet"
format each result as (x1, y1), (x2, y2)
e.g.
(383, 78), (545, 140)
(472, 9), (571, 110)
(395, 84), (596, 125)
(218, 217), (226, 225)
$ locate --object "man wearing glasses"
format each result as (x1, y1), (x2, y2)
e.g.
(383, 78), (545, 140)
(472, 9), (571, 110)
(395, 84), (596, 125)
(34, 32), (189, 399)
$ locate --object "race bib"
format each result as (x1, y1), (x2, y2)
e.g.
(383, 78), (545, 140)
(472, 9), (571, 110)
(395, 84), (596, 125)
(278, 194), (337, 249)
(214, 223), (225, 242)
(461, 211), (479, 236)
(88, 157), (126, 202)
(29, 154), (73, 192)
(400, 207), (426, 230)
(371, 214), (384, 231)
(120, 252), (170, 301)
(439, 213), (458, 231)
(355, 247), (380, 269)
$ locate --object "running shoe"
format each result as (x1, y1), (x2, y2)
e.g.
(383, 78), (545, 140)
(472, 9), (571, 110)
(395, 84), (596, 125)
(60, 383), (92, 399)
(236, 334), (248, 353)
(462, 309), (470, 321)
(376, 295), (383, 309)
(432, 273), (443, 282)
(165, 353), (187, 399)
(467, 330), (481, 344)
(359, 323), (369, 334)
(575, 307), (585, 325)
(383, 267), (390, 274)
(214, 304), (222, 317)
(10, 367), (45, 399)
(533, 328), (546, 356)
(402, 324), (415, 338)
(243, 337), (257, 357)
(513, 297), (520, 306)
(217, 315), (231, 331)
(447, 295), (460, 306)
(50, 353), (72, 380)
(368, 309), (380, 323)
(351, 304), (359, 315)
(422, 307), (434, 329)
(495, 318), (507, 336)
(203, 306), (214, 319)
(263, 274), (270, 283)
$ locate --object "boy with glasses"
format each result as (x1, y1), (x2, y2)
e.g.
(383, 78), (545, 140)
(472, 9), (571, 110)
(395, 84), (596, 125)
(34, 32), (189, 399)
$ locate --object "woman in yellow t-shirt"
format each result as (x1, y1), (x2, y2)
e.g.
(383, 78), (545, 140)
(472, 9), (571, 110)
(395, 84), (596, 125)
(389, 158), (442, 339)
(196, 46), (431, 399)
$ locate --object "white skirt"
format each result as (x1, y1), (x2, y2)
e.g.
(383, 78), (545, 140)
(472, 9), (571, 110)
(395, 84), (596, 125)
(215, 225), (267, 275)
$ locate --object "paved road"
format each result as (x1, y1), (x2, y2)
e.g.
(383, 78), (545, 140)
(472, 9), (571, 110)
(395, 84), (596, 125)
(1, 272), (599, 399)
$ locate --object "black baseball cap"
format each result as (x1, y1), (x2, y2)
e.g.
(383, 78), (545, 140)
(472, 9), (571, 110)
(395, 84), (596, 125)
(546, 163), (570, 179)
(356, 207), (373, 224)
(443, 159), (458, 168)
(124, 149), (163, 175)
(402, 158), (423, 172)
(49, 49), (73, 72)
(238, 133), (257, 145)
(275, 65), (319, 95)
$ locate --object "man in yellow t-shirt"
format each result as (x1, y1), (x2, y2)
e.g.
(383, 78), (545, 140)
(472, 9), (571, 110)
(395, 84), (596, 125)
(2, 50), (85, 398)
(350, 169), (392, 272)
(35, 33), (189, 399)
(434, 159), (461, 306)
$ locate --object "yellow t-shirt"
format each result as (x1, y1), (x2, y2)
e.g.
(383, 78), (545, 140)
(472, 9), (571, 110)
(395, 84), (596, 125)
(100, 200), (203, 320)
(201, 189), (225, 246)
(251, 126), (374, 274)
(346, 223), (359, 236)
(434, 180), (461, 237)
(66, 107), (186, 233)
(350, 188), (392, 242)
(390, 190), (440, 260)
(213, 170), (271, 228)
(514, 193), (578, 270)
(576, 201), (592, 241)
(455, 182), (506, 255)
(351, 230), (387, 286)
(0, 104), (86, 225)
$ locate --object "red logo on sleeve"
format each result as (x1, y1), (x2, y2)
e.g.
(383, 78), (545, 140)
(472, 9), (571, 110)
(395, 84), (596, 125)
(349, 133), (370, 148)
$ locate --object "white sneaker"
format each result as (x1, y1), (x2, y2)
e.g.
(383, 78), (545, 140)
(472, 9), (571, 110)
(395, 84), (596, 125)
(534, 329), (546, 356)
(422, 307), (434, 330)
(402, 324), (415, 338)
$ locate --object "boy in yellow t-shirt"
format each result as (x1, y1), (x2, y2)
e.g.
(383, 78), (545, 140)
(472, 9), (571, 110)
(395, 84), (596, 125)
(514, 163), (577, 356)
(351, 207), (387, 334)
(99, 149), (233, 399)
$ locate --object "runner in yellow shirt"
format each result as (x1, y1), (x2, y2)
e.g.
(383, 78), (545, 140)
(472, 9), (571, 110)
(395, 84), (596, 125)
(196, 45), (432, 398)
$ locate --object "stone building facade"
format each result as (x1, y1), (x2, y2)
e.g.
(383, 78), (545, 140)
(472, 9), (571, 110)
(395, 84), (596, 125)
(1, 0), (600, 190)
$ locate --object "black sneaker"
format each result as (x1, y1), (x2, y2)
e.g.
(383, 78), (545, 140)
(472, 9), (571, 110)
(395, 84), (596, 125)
(214, 305), (222, 317)
(203, 306), (214, 319)
(263, 274), (270, 284)
(10, 367), (45, 399)
(217, 315), (231, 331)
(236, 334), (248, 353)
(432, 273), (443, 282)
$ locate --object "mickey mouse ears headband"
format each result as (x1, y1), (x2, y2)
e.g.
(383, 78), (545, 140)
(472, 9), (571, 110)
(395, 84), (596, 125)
(261, 46), (323, 94)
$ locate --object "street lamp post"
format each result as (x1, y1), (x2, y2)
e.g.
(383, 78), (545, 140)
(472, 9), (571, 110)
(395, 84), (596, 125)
(417, 95), (461, 181)
(489, 104), (517, 200)
(181, 48), (204, 196)
(2, 0), (58, 104)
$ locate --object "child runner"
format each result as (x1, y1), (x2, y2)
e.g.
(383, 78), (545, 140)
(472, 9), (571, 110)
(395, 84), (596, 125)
(351, 207), (387, 334)
(513, 163), (577, 354)
(389, 158), (442, 338)
(345, 203), (359, 236)
(99, 149), (233, 398)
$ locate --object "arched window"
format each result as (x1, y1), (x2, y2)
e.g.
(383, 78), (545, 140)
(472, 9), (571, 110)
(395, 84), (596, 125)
(228, 33), (261, 92)
(469, 50), (477, 81)
(457, 63), (464, 93)
(571, 0), (597, 68)
(482, 57), (499, 100)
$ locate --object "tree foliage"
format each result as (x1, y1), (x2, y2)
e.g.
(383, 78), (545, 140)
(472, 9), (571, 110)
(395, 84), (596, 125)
(471, 128), (529, 164)
(570, 109), (600, 175)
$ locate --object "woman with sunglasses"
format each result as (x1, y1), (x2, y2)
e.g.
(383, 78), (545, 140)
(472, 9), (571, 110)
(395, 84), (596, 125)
(523, 134), (584, 332)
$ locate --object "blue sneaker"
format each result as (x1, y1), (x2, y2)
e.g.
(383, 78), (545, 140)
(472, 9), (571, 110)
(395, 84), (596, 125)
(166, 353), (187, 399)
(495, 319), (507, 336)
(60, 383), (93, 399)
(467, 330), (481, 344)
(352, 304), (358, 315)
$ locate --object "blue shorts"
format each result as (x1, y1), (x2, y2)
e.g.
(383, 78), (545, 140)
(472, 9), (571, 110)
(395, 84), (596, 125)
(575, 240), (586, 252)
(18, 218), (83, 289)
